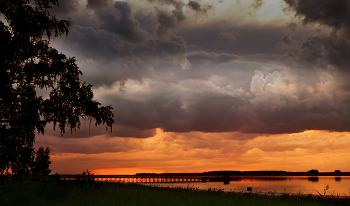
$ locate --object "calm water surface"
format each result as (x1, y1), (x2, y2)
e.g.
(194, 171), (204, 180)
(147, 176), (350, 196)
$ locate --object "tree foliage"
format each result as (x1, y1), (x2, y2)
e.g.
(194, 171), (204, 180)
(0, 0), (114, 175)
(31, 146), (51, 176)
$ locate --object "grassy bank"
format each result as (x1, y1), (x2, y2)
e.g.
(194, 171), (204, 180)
(1, 180), (349, 206)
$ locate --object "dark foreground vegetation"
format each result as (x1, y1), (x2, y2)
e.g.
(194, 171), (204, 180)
(1, 179), (349, 206)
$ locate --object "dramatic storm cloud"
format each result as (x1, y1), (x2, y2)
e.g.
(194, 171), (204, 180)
(283, 0), (350, 30)
(39, 0), (350, 173)
(46, 0), (350, 137)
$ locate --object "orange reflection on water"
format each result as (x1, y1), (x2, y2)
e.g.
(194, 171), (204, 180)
(169, 176), (350, 195)
(241, 177), (291, 182)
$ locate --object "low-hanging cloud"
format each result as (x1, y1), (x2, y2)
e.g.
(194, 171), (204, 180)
(88, 64), (350, 135)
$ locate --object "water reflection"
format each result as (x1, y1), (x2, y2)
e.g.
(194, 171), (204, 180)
(233, 176), (344, 183)
(91, 175), (349, 196)
(307, 177), (319, 182)
(242, 177), (289, 182)
(167, 176), (350, 196)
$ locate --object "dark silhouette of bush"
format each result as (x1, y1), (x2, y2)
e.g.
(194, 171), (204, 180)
(31, 146), (52, 176)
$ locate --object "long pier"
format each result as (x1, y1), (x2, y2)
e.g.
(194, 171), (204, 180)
(58, 174), (242, 184)
(59, 174), (206, 183)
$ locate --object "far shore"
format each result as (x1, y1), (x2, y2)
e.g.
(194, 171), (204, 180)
(57, 171), (350, 177)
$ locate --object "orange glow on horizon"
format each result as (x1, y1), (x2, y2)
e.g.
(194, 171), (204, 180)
(38, 129), (350, 174)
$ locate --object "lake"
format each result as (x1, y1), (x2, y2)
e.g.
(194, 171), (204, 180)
(141, 176), (350, 196)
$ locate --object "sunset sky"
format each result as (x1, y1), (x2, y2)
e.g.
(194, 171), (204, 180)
(34, 0), (350, 174)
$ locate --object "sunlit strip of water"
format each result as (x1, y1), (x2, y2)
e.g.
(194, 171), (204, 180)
(98, 176), (350, 196)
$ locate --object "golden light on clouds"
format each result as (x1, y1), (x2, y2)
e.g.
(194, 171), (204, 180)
(36, 129), (350, 174)
(289, 130), (314, 136)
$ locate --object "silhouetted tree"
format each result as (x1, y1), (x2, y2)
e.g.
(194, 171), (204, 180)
(0, 0), (114, 175)
(31, 146), (51, 176)
(307, 169), (319, 174)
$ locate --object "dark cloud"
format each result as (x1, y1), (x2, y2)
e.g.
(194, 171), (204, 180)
(220, 29), (236, 41)
(177, 24), (286, 55)
(186, 50), (239, 65)
(286, 22), (298, 31)
(145, 0), (189, 39)
(53, 0), (191, 87)
(185, 95), (245, 133)
(96, 1), (148, 42)
(100, 81), (247, 134)
(156, 34), (187, 55)
(236, 69), (350, 134)
(282, 1), (350, 79)
(282, 34), (293, 45)
(188, 1), (201, 11)
(156, 8), (185, 39)
(57, 24), (190, 87)
(134, 12), (158, 36)
(281, 1), (350, 80)
(86, 0), (110, 9)
(154, 0), (184, 8)
(284, 0), (350, 30)
(242, 54), (279, 63)
(85, 1), (149, 43)
(279, 34), (299, 53)
(63, 25), (122, 61)
(46, 0), (350, 137)
(298, 35), (323, 66)
(318, 34), (350, 70)
(96, 68), (350, 135)
(187, 1), (212, 13)
(251, 0), (265, 10)
(290, 34), (350, 72)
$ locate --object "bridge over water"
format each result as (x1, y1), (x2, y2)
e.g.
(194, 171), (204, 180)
(60, 174), (203, 183)
(58, 174), (239, 184)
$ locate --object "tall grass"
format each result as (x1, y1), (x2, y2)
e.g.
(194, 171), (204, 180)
(0, 180), (349, 206)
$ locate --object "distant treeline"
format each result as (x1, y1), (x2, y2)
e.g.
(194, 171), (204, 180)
(136, 169), (345, 176)
(203, 171), (288, 175)
(136, 171), (288, 175)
